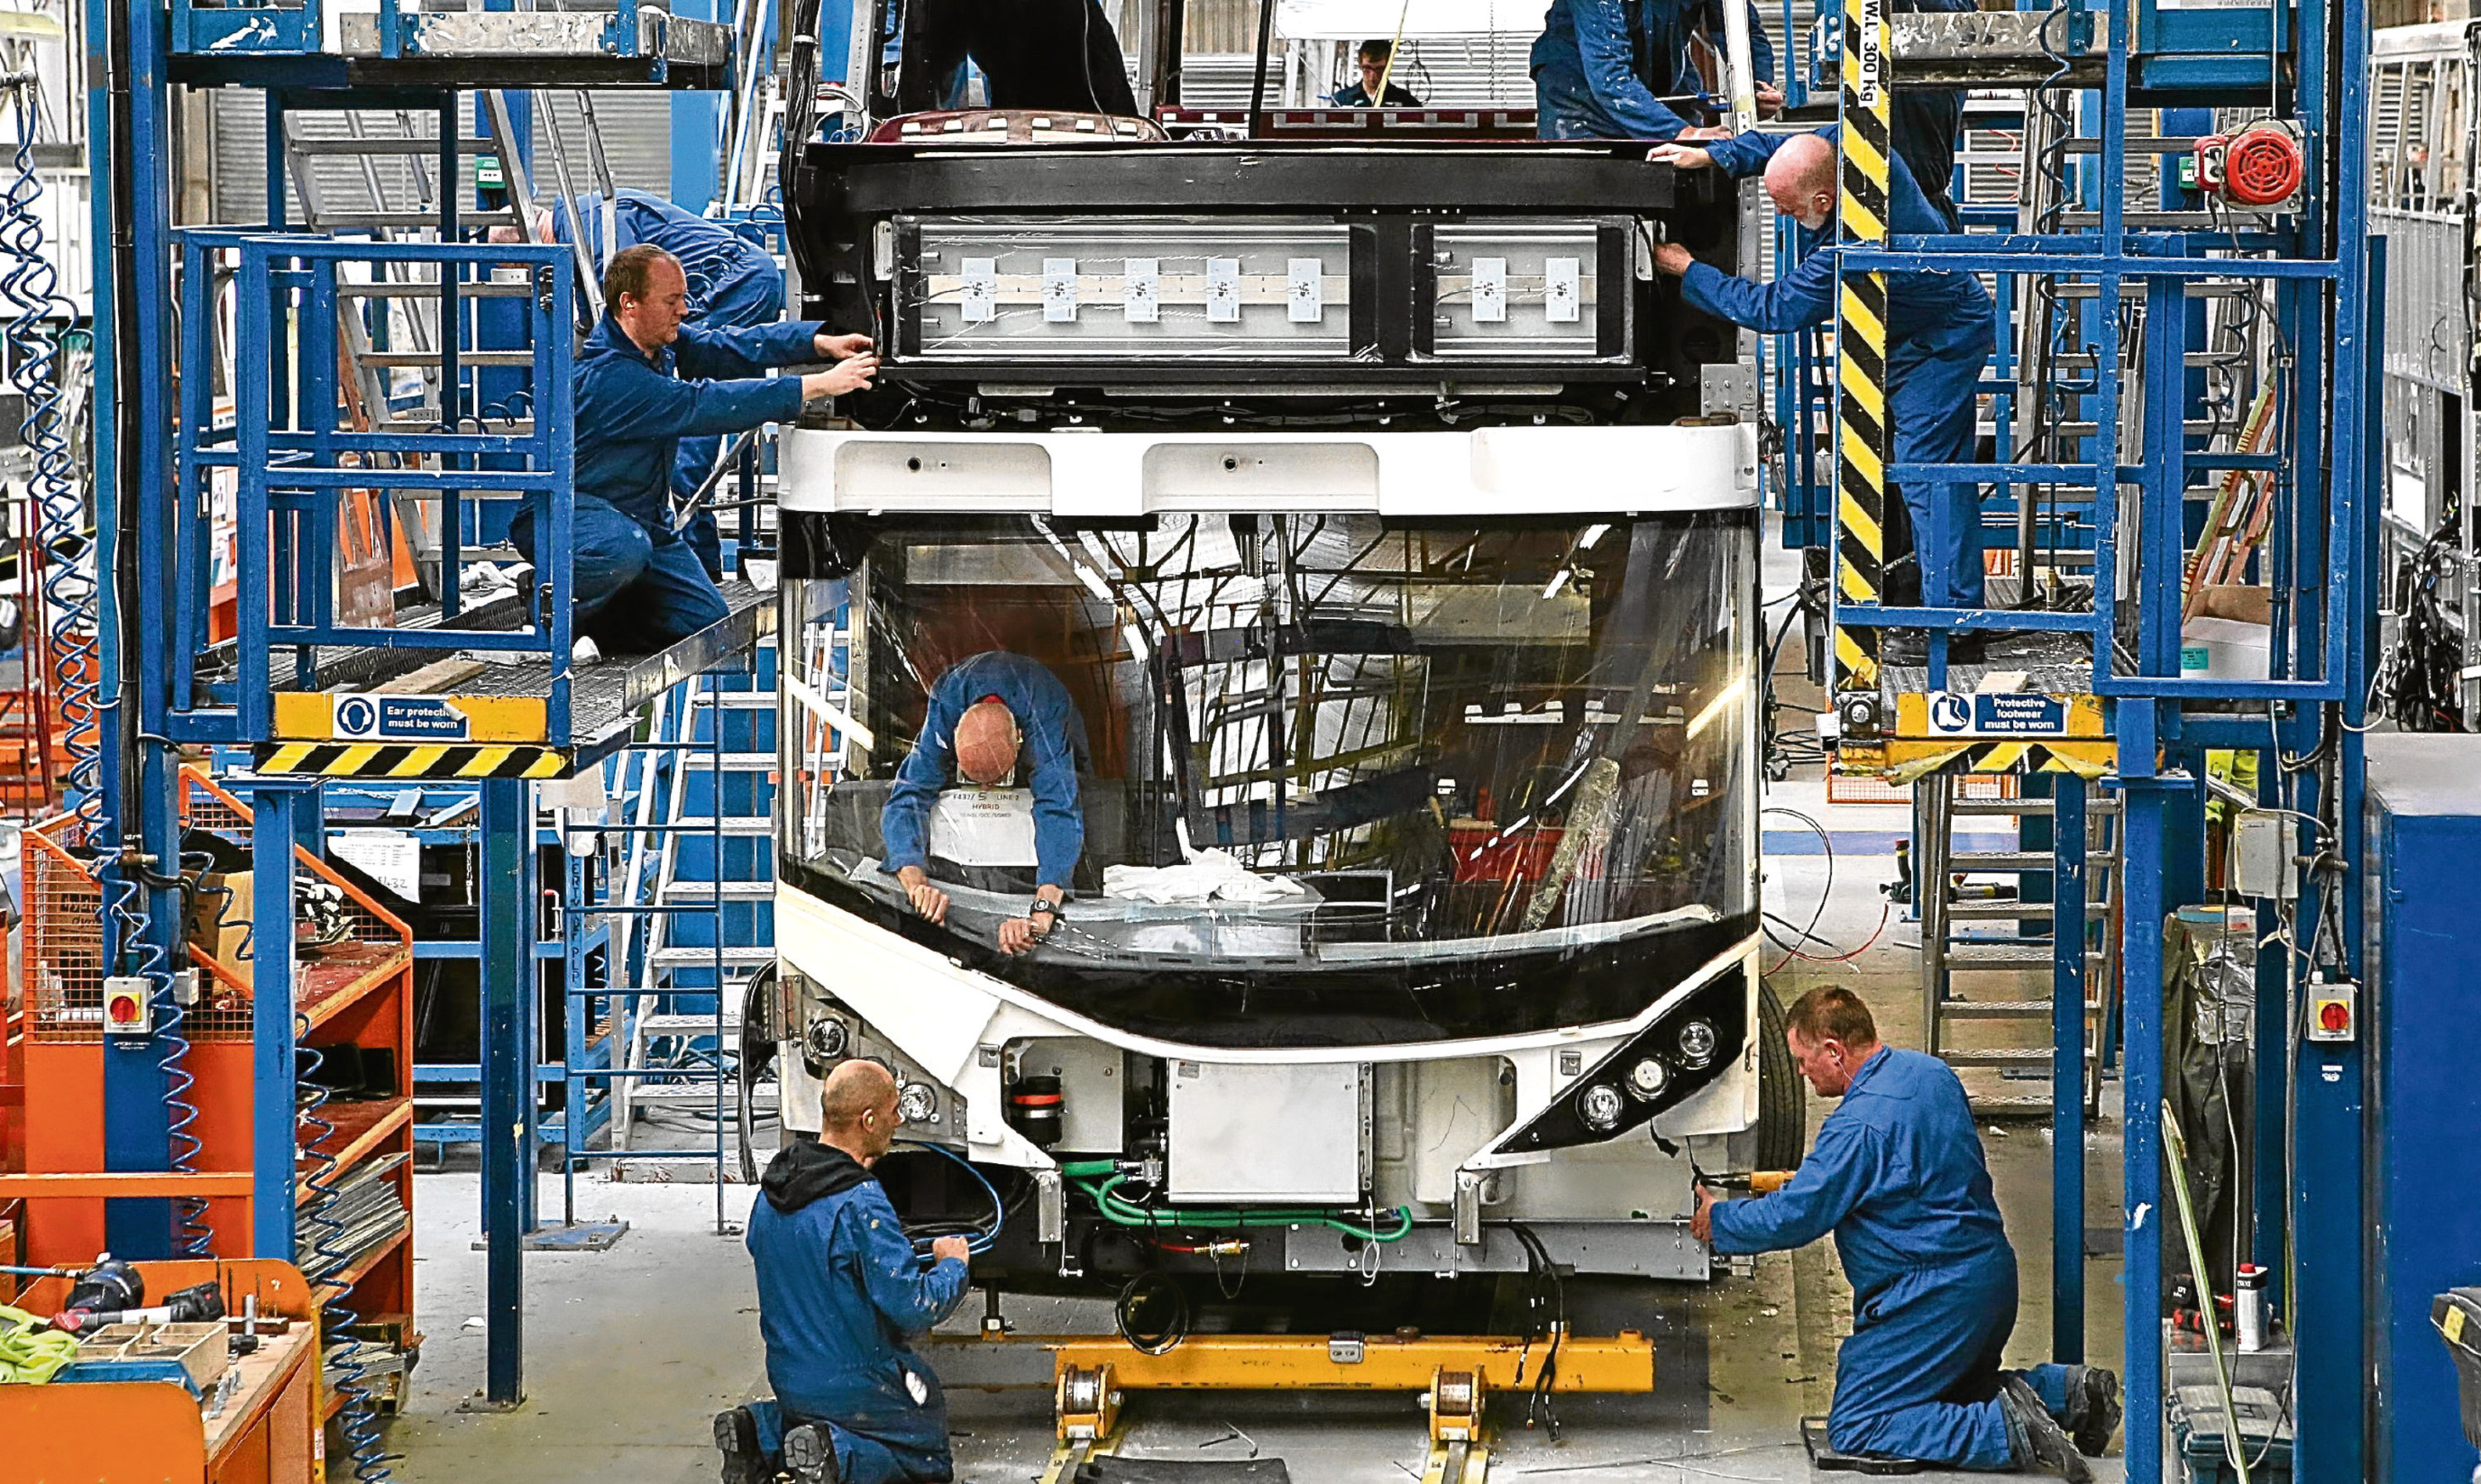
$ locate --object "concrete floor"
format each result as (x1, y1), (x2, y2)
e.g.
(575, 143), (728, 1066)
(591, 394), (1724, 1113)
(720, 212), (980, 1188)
(382, 774), (2130, 1484)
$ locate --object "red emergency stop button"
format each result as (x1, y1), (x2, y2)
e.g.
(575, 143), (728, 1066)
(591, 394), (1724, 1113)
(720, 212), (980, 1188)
(107, 992), (143, 1028)
(2318, 1001), (2350, 1034)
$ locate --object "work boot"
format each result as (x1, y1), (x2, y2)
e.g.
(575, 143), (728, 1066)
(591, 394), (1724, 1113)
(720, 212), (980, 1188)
(782, 1423), (842, 1484)
(714, 1406), (767, 1484)
(2001, 1376), (2093, 1483)
(2060, 1365), (2123, 1456)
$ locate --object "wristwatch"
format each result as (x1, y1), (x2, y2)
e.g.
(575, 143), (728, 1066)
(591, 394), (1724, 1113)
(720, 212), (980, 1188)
(1028, 899), (1059, 932)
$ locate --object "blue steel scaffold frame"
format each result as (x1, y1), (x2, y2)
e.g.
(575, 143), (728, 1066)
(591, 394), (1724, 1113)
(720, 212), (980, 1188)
(1817, 2), (2376, 1482)
(169, 235), (579, 745)
(83, 0), (738, 1415)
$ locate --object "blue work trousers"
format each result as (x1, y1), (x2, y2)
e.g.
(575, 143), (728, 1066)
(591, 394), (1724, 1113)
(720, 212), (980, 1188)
(674, 266), (791, 580)
(1829, 1248), (2075, 1468)
(747, 1396), (954, 1484)
(512, 494), (729, 656)
(1888, 336), (1990, 613)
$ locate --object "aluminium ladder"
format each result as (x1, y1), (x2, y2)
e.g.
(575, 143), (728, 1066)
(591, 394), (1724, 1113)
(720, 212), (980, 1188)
(1916, 774), (2118, 1116)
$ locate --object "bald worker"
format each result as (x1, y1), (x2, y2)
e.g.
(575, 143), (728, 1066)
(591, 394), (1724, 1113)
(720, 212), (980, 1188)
(720, 1060), (970, 1484)
(879, 651), (1091, 956)
(1652, 129), (1993, 647)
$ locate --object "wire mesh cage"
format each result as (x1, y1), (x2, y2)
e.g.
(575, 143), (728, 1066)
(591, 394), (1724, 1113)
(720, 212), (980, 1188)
(23, 771), (414, 1042)
(1824, 771), (2022, 807)
(22, 814), (105, 1043)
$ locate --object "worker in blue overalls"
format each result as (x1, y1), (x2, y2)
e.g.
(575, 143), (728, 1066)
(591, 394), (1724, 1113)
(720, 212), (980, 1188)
(719, 1058), (971, 1484)
(1692, 987), (2121, 1476)
(513, 244), (875, 656)
(1652, 127), (1988, 650)
(505, 189), (789, 581)
(879, 651), (1092, 957)
(1531, 0), (1779, 141)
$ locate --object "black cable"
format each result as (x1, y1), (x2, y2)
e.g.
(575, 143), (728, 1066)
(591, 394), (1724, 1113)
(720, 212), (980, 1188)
(1114, 1269), (1189, 1355)
(1508, 1223), (1564, 1439)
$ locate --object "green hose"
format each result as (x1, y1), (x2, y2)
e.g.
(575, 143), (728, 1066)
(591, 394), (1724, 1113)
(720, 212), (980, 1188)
(1072, 1174), (1414, 1243)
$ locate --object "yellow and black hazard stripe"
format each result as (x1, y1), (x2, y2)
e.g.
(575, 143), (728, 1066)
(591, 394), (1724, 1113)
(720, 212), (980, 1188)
(1883, 739), (2117, 785)
(253, 742), (572, 780)
(1833, 0), (1894, 698)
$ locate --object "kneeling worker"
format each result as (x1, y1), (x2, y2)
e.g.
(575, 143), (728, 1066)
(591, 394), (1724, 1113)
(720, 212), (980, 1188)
(879, 651), (1091, 956)
(721, 1059), (971, 1484)
(1692, 987), (2120, 1476)
(517, 243), (876, 657)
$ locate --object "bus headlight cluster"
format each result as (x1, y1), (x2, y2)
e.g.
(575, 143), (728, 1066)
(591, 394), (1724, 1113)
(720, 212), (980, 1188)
(898, 1081), (939, 1125)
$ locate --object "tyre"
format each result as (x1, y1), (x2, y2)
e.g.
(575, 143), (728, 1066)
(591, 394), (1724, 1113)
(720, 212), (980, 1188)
(1754, 981), (1805, 1172)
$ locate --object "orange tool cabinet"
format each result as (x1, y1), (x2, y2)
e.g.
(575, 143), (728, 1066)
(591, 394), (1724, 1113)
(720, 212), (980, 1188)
(0, 1258), (323, 1483)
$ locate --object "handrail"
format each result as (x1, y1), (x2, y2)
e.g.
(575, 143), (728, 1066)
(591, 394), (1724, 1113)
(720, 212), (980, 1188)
(170, 232), (577, 746)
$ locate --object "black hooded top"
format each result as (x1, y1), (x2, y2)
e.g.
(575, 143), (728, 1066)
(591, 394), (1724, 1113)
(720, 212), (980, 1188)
(761, 1135), (877, 1214)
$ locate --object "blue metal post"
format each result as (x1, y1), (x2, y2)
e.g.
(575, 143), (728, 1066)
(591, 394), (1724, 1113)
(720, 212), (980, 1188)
(2115, 696), (2166, 1484)
(2289, 216), (2381, 1484)
(480, 776), (536, 1407)
(2249, 742), (2286, 1309)
(2049, 771), (2087, 1362)
(100, 0), (184, 1261)
(441, 96), (463, 618)
(250, 777), (323, 1258)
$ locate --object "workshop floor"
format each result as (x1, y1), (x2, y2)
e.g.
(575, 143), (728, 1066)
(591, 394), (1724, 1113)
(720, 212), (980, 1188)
(383, 777), (2131, 1484)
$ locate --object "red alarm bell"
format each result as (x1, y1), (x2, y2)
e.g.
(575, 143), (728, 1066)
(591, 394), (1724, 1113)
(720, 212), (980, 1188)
(2196, 121), (2305, 209)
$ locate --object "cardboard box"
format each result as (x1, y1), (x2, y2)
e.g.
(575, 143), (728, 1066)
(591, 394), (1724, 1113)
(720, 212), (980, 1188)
(184, 871), (255, 966)
(2192, 584), (2273, 625)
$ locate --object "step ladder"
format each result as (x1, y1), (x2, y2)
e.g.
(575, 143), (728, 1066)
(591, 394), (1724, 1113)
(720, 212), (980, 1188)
(608, 646), (782, 1161)
(1916, 775), (2119, 1115)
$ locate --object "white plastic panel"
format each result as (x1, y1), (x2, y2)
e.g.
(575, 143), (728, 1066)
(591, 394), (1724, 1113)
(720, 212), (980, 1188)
(781, 424), (1762, 517)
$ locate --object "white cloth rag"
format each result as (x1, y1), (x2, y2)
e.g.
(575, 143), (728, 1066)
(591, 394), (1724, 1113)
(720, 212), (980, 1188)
(1102, 848), (1307, 906)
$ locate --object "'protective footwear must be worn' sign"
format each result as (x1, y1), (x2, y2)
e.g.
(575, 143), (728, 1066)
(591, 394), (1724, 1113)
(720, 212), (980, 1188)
(1924, 690), (2069, 737)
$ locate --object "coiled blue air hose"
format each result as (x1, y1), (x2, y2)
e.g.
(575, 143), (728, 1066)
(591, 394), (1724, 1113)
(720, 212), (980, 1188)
(298, 1034), (391, 1484)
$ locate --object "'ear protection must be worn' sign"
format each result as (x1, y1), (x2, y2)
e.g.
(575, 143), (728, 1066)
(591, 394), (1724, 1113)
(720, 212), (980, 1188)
(335, 695), (472, 741)
(274, 691), (553, 745)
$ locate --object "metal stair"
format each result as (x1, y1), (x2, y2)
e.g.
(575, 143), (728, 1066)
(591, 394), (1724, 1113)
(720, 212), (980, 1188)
(1917, 777), (2119, 1115)
(604, 647), (782, 1157)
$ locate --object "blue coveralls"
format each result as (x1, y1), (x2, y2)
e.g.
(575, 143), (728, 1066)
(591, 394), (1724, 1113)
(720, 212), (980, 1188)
(880, 651), (1092, 892)
(1709, 1047), (2074, 1467)
(1531, 0), (1776, 141)
(747, 1162), (971, 1482)
(544, 189), (786, 580)
(513, 312), (822, 654)
(1682, 126), (1994, 610)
